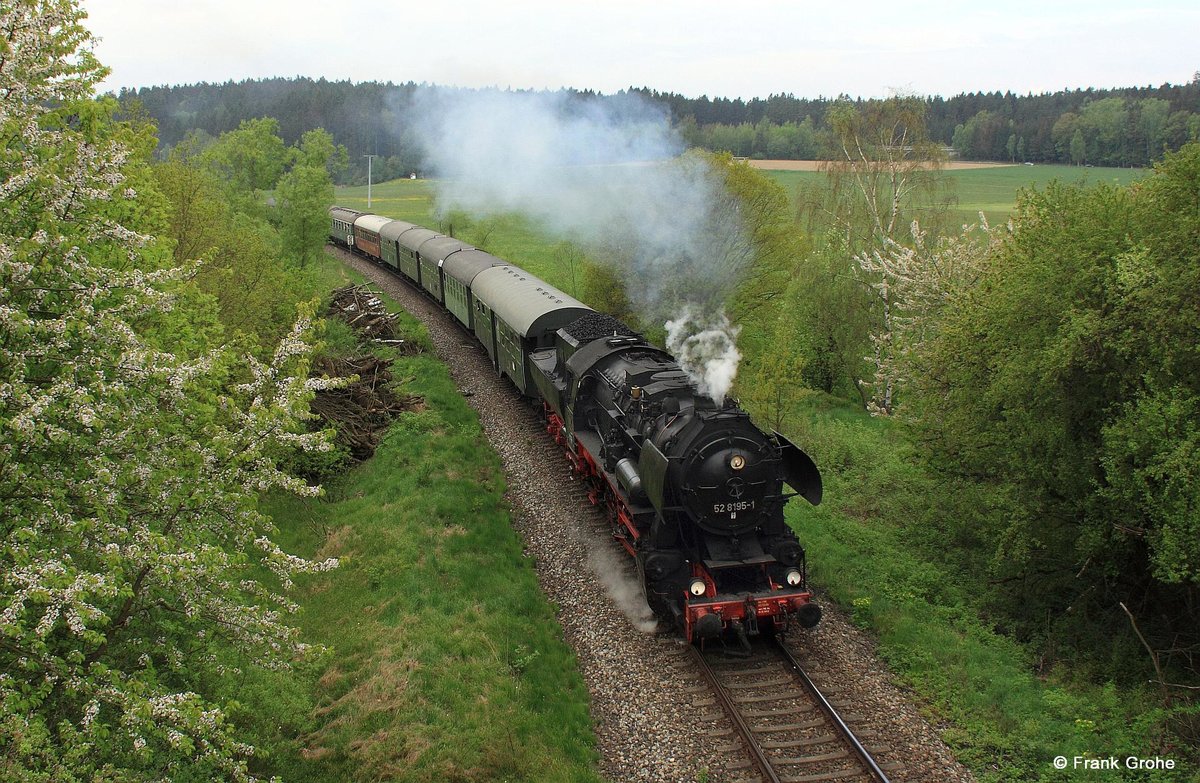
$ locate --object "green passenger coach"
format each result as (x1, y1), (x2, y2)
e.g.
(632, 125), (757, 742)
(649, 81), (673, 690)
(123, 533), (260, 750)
(469, 265), (592, 394)
(379, 220), (418, 273)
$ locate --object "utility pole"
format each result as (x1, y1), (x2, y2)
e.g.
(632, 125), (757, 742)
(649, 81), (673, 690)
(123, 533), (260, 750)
(364, 154), (376, 208)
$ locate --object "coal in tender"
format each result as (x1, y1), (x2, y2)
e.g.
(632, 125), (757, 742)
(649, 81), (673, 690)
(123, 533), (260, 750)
(563, 312), (639, 343)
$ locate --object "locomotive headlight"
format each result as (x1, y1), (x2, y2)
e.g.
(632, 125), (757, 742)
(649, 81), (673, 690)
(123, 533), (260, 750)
(785, 569), (803, 587)
(689, 579), (708, 597)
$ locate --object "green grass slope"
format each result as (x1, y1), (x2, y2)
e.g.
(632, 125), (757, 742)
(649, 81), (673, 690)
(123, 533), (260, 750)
(246, 260), (600, 783)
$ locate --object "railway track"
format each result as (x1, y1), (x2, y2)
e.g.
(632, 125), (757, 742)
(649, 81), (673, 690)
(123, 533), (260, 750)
(334, 244), (969, 783)
(691, 636), (900, 783)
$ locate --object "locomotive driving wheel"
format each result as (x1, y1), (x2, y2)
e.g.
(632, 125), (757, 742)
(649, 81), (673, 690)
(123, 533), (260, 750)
(634, 551), (672, 621)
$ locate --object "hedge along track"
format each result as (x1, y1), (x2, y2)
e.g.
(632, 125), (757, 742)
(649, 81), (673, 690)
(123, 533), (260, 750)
(691, 635), (901, 783)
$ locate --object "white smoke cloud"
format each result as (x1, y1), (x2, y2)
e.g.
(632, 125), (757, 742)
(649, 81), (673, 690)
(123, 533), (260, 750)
(666, 307), (742, 404)
(406, 87), (753, 401)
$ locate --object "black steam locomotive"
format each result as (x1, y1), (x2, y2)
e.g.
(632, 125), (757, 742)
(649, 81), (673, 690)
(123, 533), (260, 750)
(331, 206), (823, 645)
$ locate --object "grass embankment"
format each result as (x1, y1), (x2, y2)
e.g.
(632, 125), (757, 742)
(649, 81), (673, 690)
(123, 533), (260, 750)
(244, 259), (600, 783)
(785, 398), (1182, 782)
(333, 171), (1188, 781)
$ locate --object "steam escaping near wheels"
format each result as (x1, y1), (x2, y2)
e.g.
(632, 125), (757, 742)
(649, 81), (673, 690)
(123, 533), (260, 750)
(588, 543), (659, 634)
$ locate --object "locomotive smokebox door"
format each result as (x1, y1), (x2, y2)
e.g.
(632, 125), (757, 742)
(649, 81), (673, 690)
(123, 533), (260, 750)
(773, 431), (823, 505)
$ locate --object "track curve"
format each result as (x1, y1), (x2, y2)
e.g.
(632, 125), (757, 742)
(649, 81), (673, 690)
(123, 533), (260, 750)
(329, 243), (976, 783)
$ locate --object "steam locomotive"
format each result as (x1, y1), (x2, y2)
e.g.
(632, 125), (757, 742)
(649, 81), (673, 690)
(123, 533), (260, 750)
(330, 206), (823, 646)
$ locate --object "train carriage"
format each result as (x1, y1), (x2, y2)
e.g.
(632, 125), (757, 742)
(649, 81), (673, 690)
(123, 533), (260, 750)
(441, 248), (506, 330)
(396, 227), (442, 289)
(469, 265), (592, 395)
(330, 207), (365, 249)
(352, 214), (394, 259)
(379, 220), (418, 273)
(415, 235), (471, 306)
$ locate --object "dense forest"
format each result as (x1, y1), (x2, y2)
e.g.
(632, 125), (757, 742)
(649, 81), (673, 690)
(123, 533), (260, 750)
(120, 75), (1200, 181)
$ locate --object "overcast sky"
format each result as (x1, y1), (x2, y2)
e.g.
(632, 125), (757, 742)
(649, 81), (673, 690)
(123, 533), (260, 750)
(82, 1), (1197, 100)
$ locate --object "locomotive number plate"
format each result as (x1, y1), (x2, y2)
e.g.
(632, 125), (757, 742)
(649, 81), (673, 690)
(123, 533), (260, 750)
(713, 500), (756, 514)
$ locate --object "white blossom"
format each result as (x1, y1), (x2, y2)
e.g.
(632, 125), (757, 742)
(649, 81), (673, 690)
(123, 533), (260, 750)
(856, 215), (1009, 415)
(0, 1), (341, 779)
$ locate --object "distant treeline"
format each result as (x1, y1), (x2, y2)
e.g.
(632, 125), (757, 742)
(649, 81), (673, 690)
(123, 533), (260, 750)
(119, 75), (1200, 181)
(638, 80), (1200, 166)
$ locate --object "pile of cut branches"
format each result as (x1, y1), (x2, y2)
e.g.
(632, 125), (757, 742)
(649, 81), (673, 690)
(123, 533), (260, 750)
(309, 355), (422, 462)
(328, 284), (418, 350)
(307, 286), (424, 468)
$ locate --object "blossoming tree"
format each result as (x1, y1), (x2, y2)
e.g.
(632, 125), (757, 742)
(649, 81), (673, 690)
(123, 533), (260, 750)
(1, 2), (338, 778)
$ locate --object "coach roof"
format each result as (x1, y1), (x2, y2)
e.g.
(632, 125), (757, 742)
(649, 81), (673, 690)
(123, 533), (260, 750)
(397, 227), (442, 254)
(379, 220), (418, 242)
(417, 235), (473, 265)
(442, 249), (507, 287)
(330, 206), (364, 222)
(353, 214), (394, 234)
(471, 265), (593, 338)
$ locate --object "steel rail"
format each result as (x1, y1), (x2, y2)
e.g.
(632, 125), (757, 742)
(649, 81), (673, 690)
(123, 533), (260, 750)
(690, 638), (893, 783)
(772, 636), (892, 783)
(688, 644), (783, 783)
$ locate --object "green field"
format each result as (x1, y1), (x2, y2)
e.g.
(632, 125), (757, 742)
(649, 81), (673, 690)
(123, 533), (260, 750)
(337, 179), (438, 224)
(335, 164), (1148, 242)
(760, 164), (1146, 225)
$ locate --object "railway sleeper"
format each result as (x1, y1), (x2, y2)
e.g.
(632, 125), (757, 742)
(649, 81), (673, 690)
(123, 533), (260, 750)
(759, 732), (838, 749)
(725, 676), (794, 690)
(711, 663), (774, 677)
(777, 769), (865, 783)
(774, 749), (850, 766)
(747, 713), (824, 727)
(731, 689), (809, 704)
